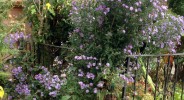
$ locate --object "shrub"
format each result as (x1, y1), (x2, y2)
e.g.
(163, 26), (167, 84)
(67, 0), (184, 98)
(3, 0), (184, 99)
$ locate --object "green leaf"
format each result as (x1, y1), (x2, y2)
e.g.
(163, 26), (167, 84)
(139, 58), (155, 92)
(30, 5), (36, 14)
(31, 9), (36, 15)
(49, 9), (55, 16)
(61, 95), (71, 100)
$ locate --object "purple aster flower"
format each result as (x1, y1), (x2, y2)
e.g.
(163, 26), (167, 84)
(160, 43), (164, 48)
(86, 72), (95, 79)
(130, 7), (134, 11)
(86, 89), (89, 93)
(104, 7), (110, 15)
(12, 66), (22, 76)
(93, 88), (98, 93)
(78, 70), (84, 77)
(41, 66), (48, 72)
(92, 63), (96, 66)
(95, 5), (104, 11)
(49, 91), (57, 97)
(53, 75), (60, 82)
(87, 62), (92, 68)
(74, 56), (82, 60)
(35, 74), (42, 80)
(81, 55), (86, 60)
(97, 16), (104, 26)
(78, 81), (86, 89)
(128, 77), (134, 83)
(97, 81), (104, 88)
(89, 83), (93, 86)
(19, 32), (24, 38)
(106, 63), (110, 67)
(74, 28), (80, 33)
(120, 74), (129, 82)
(96, 5), (110, 15)
(15, 84), (30, 95)
(55, 83), (61, 90)
(80, 45), (83, 49)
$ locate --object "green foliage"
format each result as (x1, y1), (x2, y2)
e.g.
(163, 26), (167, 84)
(168, 0), (184, 53)
(24, 0), (73, 67)
(174, 85), (183, 100)
(169, 0), (184, 16)
(0, 71), (11, 86)
(66, 0), (184, 99)
(2, 1), (74, 99)
(2, 0), (184, 100)
(0, 0), (16, 89)
(60, 95), (71, 100)
(0, 1), (13, 54)
(24, 0), (73, 44)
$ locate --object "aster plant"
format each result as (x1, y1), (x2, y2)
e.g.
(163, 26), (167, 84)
(4, 1), (72, 99)
(67, 0), (184, 99)
(3, 0), (184, 99)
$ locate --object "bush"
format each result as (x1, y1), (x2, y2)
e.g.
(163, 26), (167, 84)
(66, 0), (184, 98)
(2, 0), (184, 99)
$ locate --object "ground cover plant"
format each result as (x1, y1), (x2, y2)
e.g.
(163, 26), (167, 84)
(0, 0), (184, 100)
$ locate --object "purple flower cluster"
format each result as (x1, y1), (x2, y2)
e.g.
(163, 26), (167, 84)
(144, 14), (184, 53)
(78, 81), (98, 93)
(78, 81), (87, 89)
(86, 72), (95, 80)
(95, 5), (110, 15)
(76, 61), (118, 94)
(87, 62), (96, 68)
(74, 55), (97, 60)
(73, 28), (80, 33)
(49, 91), (58, 97)
(11, 66), (31, 96)
(53, 56), (63, 67)
(69, 1), (78, 15)
(35, 66), (65, 97)
(78, 69), (84, 77)
(120, 74), (134, 83)
(4, 32), (30, 48)
(123, 44), (133, 55)
(76, 61), (106, 93)
(15, 84), (30, 96)
(12, 66), (22, 76)
(97, 81), (104, 88)
(69, 0), (184, 97)
(151, 0), (168, 12)
(122, 1), (142, 13)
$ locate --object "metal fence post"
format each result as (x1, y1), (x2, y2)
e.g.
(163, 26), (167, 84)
(122, 57), (130, 100)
